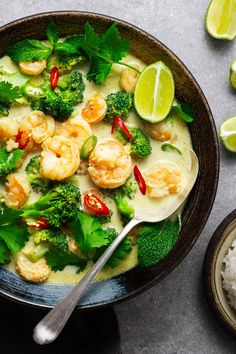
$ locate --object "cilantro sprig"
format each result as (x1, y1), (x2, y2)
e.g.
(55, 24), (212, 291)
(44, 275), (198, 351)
(0, 146), (24, 180)
(0, 204), (29, 264)
(0, 81), (21, 116)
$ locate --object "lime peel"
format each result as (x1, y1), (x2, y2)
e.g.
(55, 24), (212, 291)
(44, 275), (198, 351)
(220, 116), (236, 152)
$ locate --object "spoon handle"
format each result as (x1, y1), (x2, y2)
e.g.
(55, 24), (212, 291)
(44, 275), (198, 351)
(33, 217), (140, 345)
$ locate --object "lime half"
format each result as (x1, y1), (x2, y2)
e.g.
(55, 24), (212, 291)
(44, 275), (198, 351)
(230, 60), (236, 89)
(206, 0), (236, 40)
(134, 61), (175, 123)
(220, 116), (236, 152)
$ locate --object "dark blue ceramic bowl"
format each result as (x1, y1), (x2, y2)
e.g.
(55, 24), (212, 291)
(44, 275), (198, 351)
(0, 11), (219, 310)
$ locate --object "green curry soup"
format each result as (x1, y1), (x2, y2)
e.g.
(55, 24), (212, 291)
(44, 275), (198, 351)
(0, 22), (193, 285)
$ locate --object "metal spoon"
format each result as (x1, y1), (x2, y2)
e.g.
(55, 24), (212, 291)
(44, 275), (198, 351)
(33, 150), (199, 345)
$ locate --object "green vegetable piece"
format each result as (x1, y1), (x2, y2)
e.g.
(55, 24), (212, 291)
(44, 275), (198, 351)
(25, 156), (50, 192)
(137, 218), (180, 268)
(45, 248), (86, 272)
(0, 81), (21, 116)
(0, 204), (29, 264)
(105, 91), (133, 123)
(80, 135), (97, 160)
(161, 143), (182, 155)
(93, 228), (132, 268)
(46, 21), (58, 46)
(69, 211), (110, 256)
(115, 127), (152, 159)
(83, 22), (130, 84)
(24, 243), (49, 263)
(47, 53), (86, 74)
(171, 103), (194, 123)
(21, 81), (43, 99)
(7, 39), (52, 62)
(22, 182), (81, 228)
(33, 228), (69, 252)
(0, 146), (24, 179)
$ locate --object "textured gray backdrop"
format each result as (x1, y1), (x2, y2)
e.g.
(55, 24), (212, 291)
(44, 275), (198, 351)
(1, 1), (236, 353)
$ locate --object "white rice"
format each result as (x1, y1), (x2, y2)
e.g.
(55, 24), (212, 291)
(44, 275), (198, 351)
(221, 239), (236, 310)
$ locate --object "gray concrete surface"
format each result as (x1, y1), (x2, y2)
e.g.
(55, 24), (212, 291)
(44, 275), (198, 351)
(1, 0), (236, 353)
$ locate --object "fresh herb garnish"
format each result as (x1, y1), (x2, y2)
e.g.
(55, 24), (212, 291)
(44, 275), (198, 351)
(0, 204), (29, 264)
(45, 248), (86, 272)
(0, 146), (24, 179)
(172, 103), (195, 123)
(0, 81), (21, 115)
(55, 35), (84, 54)
(137, 218), (180, 268)
(69, 211), (109, 256)
(46, 21), (59, 46)
(161, 143), (182, 155)
(83, 22), (140, 83)
(7, 39), (52, 62)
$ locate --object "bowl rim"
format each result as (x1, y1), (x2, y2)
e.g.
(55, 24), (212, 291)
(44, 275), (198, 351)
(0, 10), (219, 310)
(203, 209), (236, 338)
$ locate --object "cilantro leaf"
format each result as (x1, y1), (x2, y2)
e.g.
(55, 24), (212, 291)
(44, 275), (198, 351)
(69, 211), (110, 256)
(0, 81), (20, 104)
(55, 35), (84, 54)
(46, 21), (58, 46)
(172, 104), (195, 123)
(161, 143), (182, 155)
(0, 204), (29, 265)
(45, 248), (86, 272)
(7, 39), (52, 62)
(0, 239), (11, 264)
(83, 22), (130, 83)
(93, 228), (132, 268)
(0, 146), (24, 178)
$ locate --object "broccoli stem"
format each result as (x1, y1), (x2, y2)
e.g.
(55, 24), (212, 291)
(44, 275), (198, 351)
(116, 61), (141, 74)
(114, 195), (135, 219)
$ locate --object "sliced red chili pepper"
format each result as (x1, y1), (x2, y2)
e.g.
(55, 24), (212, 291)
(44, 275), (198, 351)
(84, 193), (111, 216)
(50, 66), (59, 90)
(15, 130), (30, 149)
(133, 165), (146, 195)
(28, 217), (49, 229)
(111, 117), (133, 141)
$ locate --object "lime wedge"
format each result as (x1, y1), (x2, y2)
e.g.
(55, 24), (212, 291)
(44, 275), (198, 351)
(220, 116), (236, 151)
(230, 60), (236, 89)
(134, 61), (175, 123)
(206, 0), (236, 40)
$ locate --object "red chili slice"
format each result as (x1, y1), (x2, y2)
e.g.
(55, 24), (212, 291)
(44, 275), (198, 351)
(28, 217), (49, 229)
(111, 117), (133, 141)
(50, 66), (59, 90)
(133, 165), (146, 195)
(15, 130), (30, 149)
(84, 193), (111, 216)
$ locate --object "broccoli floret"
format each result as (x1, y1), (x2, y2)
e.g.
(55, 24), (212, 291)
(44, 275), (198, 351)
(31, 90), (74, 122)
(93, 228), (132, 268)
(115, 127), (152, 159)
(105, 91), (133, 123)
(22, 182), (81, 228)
(137, 218), (180, 268)
(31, 71), (85, 121)
(48, 53), (86, 74)
(25, 156), (50, 192)
(33, 228), (69, 252)
(104, 177), (137, 223)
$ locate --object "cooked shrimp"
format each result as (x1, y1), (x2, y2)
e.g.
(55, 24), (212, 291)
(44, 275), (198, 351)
(88, 139), (132, 189)
(143, 120), (174, 142)
(144, 162), (182, 198)
(0, 117), (19, 143)
(3, 173), (31, 209)
(15, 253), (50, 283)
(82, 93), (107, 124)
(19, 111), (55, 144)
(120, 64), (140, 93)
(6, 138), (19, 152)
(40, 136), (80, 181)
(19, 60), (47, 76)
(55, 116), (92, 148)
